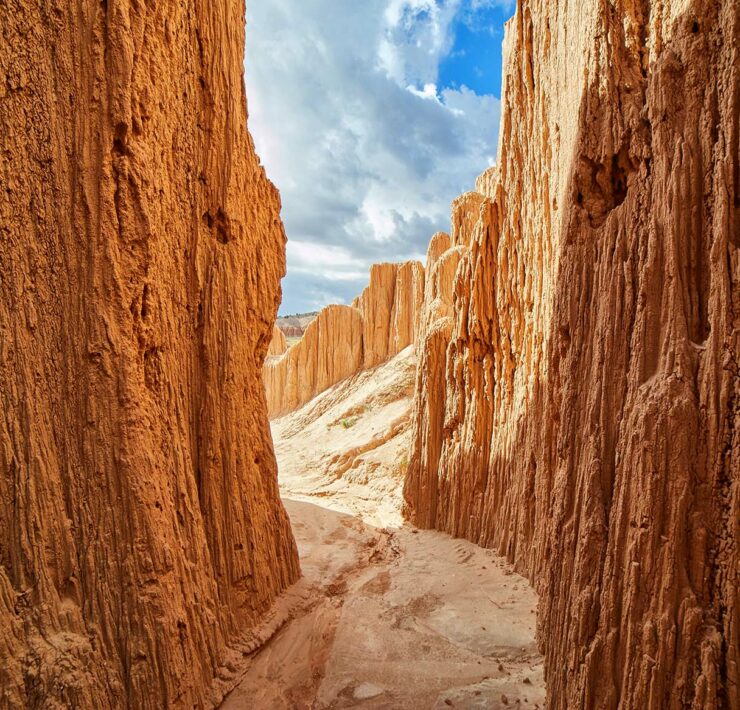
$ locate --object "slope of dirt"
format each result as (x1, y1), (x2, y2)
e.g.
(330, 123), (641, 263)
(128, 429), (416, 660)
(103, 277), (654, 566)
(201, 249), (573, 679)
(274, 346), (418, 527)
(223, 349), (545, 708)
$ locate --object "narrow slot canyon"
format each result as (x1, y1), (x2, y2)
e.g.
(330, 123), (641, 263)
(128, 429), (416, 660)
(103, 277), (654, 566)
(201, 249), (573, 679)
(226, 347), (545, 708)
(1, 1), (737, 709)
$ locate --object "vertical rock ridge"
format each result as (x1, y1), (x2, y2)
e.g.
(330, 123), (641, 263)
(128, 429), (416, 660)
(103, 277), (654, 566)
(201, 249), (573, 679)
(0, 1), (299, 708)
(404, 1), (739, 708)
(264, 261), (424, 418)
(268, 326), (289, 357)
(264, 304), (365, 418)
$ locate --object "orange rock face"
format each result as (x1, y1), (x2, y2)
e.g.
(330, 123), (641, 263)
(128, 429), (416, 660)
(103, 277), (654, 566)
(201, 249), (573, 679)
(268, 325), (289, 357)
(0, 1), (299, 707)
(264, 304), (365, 417)
(354, 262), (426, 369)
(405, 3), (739, 709)
(265, 261), (424, 417)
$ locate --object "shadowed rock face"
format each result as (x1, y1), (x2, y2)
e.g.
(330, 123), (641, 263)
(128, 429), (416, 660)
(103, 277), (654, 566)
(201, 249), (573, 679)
(0, 1), (299, 707)
(265, 261), (424, 418)
(268, 325), (289, 357)
(404, 2), (739, 708)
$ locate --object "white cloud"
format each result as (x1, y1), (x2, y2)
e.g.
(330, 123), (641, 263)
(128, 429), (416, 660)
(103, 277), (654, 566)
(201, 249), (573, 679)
(407, 83), (442, 102)
(244, 0), (505, 315)
(379, 0), (462, 85)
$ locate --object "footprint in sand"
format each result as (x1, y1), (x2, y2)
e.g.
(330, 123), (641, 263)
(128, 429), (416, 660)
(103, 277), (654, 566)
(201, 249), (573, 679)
(359, 570), (391, 596)
(454, 542), (474, 565)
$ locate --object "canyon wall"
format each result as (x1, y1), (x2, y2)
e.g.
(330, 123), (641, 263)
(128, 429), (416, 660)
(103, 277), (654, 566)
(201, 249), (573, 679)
(404, 1), (739, 708)
(354, 261), (426, 369)
(0, 1), (299, 708)
(268, 325), (289, 357)
(264, 304), (365, 417)
(265, 261), (424, 417)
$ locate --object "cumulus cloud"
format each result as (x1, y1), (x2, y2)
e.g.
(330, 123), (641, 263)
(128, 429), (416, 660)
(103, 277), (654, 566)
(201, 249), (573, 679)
(244, 0), (508, 314)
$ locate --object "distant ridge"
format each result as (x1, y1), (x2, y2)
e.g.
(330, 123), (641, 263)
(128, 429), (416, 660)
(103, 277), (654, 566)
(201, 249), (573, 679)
(276, 311), (319, 338)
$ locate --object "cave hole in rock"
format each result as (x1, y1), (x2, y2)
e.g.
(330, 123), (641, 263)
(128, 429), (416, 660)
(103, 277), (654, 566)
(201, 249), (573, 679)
(575, 144), (636, 227)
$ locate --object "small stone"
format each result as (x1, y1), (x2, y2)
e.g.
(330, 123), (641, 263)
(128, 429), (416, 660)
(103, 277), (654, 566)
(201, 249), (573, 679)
(353, 683), (384, 700)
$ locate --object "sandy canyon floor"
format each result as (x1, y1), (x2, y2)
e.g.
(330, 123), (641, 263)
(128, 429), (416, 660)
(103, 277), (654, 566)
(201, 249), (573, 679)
(223, 349), (545, 709)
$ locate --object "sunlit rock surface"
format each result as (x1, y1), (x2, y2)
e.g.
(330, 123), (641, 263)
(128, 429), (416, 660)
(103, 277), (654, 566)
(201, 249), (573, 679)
(265, 261), (424, 417)
(0, 1), (299, 706)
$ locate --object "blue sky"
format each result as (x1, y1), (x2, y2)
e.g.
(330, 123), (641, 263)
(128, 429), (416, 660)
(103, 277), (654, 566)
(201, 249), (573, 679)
(438, 3), (512, 96)
(244, 0), (516, 315)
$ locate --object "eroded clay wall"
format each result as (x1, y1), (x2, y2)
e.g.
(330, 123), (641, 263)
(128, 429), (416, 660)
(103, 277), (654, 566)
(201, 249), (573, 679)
(0, 2), (299, 707)
(404, 2), (739, 707)
(265, 261), (424, 417)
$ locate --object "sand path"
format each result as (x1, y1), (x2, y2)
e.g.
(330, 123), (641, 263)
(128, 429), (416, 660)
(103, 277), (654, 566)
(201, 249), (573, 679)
(222, 349), (545, 709)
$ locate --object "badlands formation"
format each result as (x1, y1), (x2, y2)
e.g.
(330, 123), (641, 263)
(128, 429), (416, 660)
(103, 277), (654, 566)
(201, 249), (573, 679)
(265, 1), (738, 708)
(405, 2), (739, 709)
(275, 312), (320, 341)
(264, 262), (424, 417)
(0, 1), (737, 710)
(0, 1), (297, 707)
